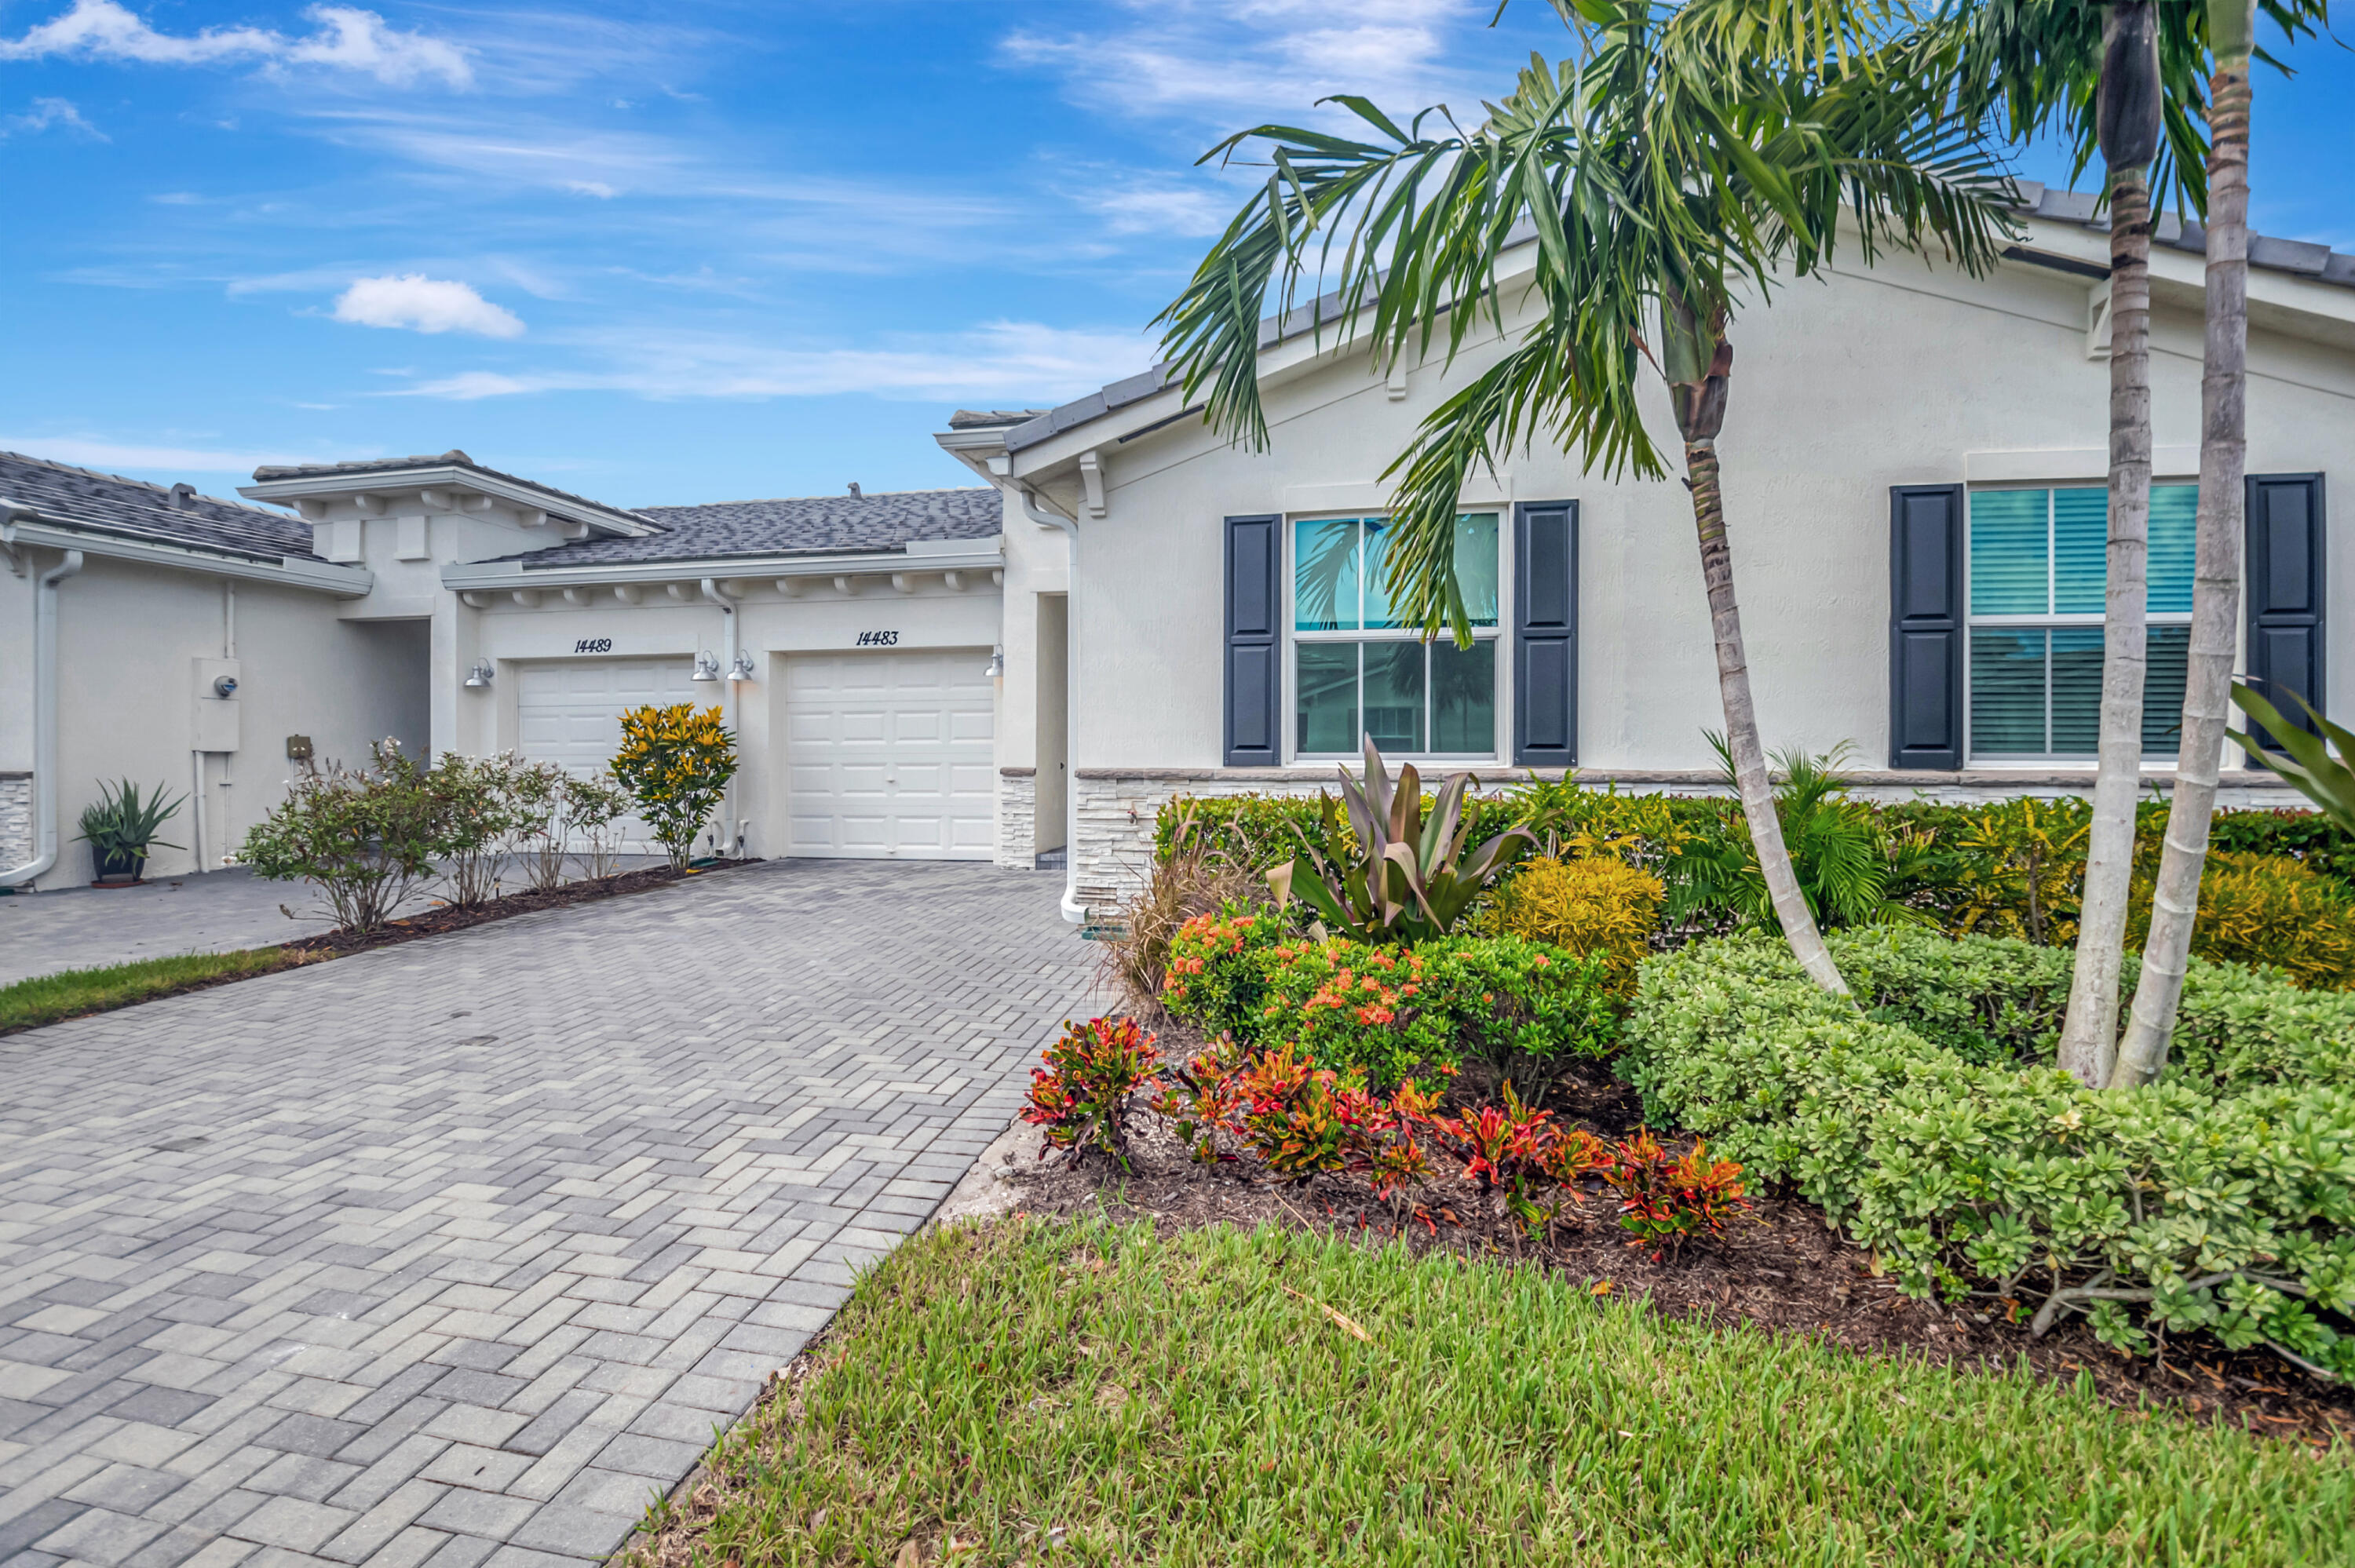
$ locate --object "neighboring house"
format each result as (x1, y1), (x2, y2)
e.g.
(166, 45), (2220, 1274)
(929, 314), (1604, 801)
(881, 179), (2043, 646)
(2, 447), (1046, 889)
(966, 188), (2350, 912)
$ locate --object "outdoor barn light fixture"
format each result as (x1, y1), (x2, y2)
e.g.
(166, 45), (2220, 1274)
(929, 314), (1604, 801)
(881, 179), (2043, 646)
(727, 650), (757, 682)
(464, 659), (493, 688)
(691, 650), (721, 681)
(985, 644), (1006, 678)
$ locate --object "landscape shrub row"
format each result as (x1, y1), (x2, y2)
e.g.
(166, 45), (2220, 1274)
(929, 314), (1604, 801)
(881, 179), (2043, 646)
(1020, 1015), (1744, 1249)
(1155, 784), (2355, 987)
(1159, 910), (1619, 1089)
(241, 741), (634, 932)
(1619, 928), (2355, 1379)
(1159, 786), (2355, 888)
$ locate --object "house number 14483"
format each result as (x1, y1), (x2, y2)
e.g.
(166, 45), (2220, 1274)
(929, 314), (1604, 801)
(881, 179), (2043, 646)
(855, 630), (900, 646)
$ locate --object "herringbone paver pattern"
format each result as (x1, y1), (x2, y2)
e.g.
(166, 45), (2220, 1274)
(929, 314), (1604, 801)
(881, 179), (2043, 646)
(0, 862), (1095, 1568)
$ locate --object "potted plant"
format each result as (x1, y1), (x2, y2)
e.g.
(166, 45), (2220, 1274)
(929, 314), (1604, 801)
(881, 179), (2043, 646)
(77, 779), (187, 886)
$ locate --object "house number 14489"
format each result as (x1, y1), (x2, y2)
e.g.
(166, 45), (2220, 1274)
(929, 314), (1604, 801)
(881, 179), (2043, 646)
(855, 630), (900, 646)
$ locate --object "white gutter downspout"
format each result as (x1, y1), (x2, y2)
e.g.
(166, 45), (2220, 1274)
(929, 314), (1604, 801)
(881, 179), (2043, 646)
(1017, 487), (1085, 924)
(0, 527), (85, 889)
(699, 577), (742, 855)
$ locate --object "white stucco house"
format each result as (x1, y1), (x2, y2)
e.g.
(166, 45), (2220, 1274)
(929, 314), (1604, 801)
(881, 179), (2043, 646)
(2, 188), (2345, 916)
(960, 186), (2348, 915)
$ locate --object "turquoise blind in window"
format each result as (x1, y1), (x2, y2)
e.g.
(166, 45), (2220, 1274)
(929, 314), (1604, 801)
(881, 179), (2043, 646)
(2148, 487), (2196, 613)
(1970, 490), (2048, 614)
(1971, 486), (2199, 614)
(2052, 489), (2107, 613)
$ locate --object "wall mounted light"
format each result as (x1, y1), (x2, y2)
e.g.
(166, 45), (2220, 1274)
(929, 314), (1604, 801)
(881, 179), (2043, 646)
(463, 659), (494, 688)
(691, 650), (721, 681)
(985, 644), (1006, 679)
(727, 650), (757, 682)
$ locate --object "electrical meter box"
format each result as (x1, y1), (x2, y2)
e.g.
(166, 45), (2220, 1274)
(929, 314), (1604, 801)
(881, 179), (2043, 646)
(193, 658), (241, 753)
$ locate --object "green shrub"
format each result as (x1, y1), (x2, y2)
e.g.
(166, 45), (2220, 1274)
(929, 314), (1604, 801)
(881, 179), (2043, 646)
(2127, 851), (2355, 991)
(1165, 913), (1617, 1089)
(241, 741), (442, 932)
(1488, 854), (1664, 994)
(1161, 906), (1287, 1037)
(75, 778), (184, 879)
(1623, 929), (2355, 1378)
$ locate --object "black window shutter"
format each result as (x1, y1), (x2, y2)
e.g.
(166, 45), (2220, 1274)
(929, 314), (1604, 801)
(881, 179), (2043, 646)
(2244, 472), (2328, 756)
(1888, 484), (1965, 770)
(1513, 501), (1578, 768)
(1224, 514), (1282, 765)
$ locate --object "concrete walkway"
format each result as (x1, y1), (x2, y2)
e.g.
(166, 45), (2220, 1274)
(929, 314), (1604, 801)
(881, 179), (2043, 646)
(0, 861), (1097, 1568)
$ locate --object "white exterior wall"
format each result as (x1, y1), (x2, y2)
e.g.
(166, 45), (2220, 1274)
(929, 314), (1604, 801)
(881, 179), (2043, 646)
(0, 551), (420, 885)
(990, 485), (1069, 865)
(1011, 235), (2353, 900)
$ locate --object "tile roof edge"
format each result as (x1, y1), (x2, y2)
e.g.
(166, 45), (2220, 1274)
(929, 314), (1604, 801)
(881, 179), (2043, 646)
(0, 448), (301, 520)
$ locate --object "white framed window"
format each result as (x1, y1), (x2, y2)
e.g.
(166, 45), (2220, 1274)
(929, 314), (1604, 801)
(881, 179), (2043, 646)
(1966, 484), (2196, 761)
(1288, 512), (1502, 760)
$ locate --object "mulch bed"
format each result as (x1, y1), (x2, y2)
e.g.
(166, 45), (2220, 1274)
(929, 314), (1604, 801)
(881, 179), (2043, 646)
(1008, 1016), (2355, 1449)
(277, 859), (757, 960)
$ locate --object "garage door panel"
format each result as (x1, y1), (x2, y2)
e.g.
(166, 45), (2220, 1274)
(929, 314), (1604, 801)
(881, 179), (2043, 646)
(780, 649), (993, 861)
(514, 656), (702, 853)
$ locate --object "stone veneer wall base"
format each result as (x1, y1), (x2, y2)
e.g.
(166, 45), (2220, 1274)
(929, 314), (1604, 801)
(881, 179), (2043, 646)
(997, 768), (1037, 870)
(0, 774), (31, 877)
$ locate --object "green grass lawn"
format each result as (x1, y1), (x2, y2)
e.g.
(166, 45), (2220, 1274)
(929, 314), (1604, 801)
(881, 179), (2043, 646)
(0, 948), (298, 1034)
(655, 1218), (2353, 1567)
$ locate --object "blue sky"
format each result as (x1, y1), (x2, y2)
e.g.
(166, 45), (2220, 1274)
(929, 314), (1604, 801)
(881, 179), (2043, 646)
(2, 1), (2349, 510)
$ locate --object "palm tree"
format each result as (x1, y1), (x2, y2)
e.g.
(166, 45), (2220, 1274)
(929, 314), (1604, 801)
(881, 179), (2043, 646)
(2063, 0), (2164, 1089)
(1152, 0), (2014, 996)
(1947, 0), (2328, 1085)
(2112, 0), (2263, 1088)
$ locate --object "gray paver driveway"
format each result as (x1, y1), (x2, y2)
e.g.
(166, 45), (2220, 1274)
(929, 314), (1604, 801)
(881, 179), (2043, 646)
(0, 862), (1097, 1568)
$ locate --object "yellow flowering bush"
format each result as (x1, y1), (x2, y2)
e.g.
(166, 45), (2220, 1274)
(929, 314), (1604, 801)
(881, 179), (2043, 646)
(610, 703), (739, 870)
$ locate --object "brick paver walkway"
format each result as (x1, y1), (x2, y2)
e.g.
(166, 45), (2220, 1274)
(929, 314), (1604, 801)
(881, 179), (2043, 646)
(0, 862), (1095, 1568)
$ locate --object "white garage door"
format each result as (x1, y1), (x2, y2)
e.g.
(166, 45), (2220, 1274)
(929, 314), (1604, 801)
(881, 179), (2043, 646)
(783, 649), (994, 859)
(515, 658), (701, 851)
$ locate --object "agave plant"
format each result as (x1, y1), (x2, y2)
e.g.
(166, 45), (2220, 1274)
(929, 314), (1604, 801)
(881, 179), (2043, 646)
(1267, 738), (1529, 944)
(2229, 682), (2355, 835)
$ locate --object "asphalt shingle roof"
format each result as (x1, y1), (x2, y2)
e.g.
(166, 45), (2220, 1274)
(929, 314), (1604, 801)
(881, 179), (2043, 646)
(0, 450), (319, 562)
(249, 449), (649, 528)
(498, 487), (1003, 568)
(1000, 186), (2355, 454)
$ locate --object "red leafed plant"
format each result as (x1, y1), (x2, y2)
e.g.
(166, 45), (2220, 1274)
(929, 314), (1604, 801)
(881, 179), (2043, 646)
(1599, 1129), (1749, 1256)
(1150, 1041), (1251, 1166)
(1426, 1082), (1607, 1238)
(1021, 1016), (1161, 1170)
(1156, 1043), (1435, 1194)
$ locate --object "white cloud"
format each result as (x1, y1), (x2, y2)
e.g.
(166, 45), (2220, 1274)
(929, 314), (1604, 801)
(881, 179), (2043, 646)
(0, 1), (470, 89)
(281, 7), (472, 88)
(1002, 0), (1485, 124)
(385, 319), (1149, 404)
(333, 274), (525, 337)
(0, 433), (341, 473)
(3, 96), (104, 138)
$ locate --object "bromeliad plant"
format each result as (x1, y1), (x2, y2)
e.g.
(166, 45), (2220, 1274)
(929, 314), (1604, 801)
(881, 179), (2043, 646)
(610, 703), (739, 871)
(1268, 738), (1529, 943)
(1022, 1016), (1163, 1172)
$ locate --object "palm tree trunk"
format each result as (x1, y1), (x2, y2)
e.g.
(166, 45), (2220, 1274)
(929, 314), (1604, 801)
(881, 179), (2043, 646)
(2112, 5), (2255, 1090)
(2057, 162), (2154, 1088)
(1685, 437), (1849, 996)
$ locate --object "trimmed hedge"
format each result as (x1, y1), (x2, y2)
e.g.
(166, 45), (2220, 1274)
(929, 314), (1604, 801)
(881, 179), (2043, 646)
(1622, 929), (2355, 1376)
(1162, 909), (1616, 1089)
(1156, 789), (2355, 888)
